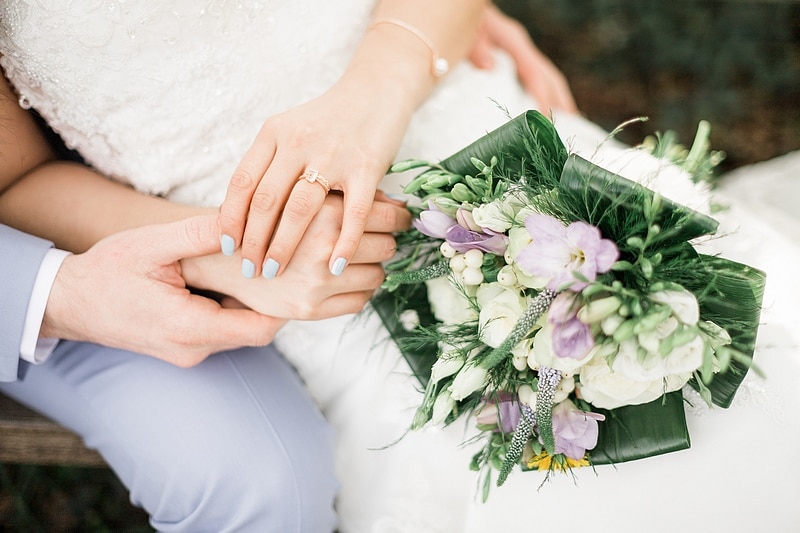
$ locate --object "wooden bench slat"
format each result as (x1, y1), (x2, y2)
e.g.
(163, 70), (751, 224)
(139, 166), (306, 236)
(0, 393), (105, 467)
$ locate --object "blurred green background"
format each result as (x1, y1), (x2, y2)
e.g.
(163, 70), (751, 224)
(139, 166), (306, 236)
(2, 0), (798, 531)
(502, 0), (800, 171)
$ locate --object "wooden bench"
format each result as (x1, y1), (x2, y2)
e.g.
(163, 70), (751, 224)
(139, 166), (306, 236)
(0, 393), (105, 467)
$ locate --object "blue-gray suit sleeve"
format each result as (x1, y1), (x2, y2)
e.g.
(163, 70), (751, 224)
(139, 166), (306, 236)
(0, 224), (54, 382)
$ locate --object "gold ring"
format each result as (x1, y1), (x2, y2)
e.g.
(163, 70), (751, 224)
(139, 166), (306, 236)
(298, 168), (331, 194)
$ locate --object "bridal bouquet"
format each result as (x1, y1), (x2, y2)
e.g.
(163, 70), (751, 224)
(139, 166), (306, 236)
(373, 111), (765, 498)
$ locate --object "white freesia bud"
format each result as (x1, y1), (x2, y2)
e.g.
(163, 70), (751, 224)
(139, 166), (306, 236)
(700, 320), (732, 349)
(431, 355), (466, 384)
(637, 317), (679, 354)
(517, 384), (537, 409)
(449, 254), (466, 273)
(462, 267), (484, 286)
(464, 249), (484, 268)
(440, 241), (457, 258)
(651, 289), (700, 325)
(449, 363), (489, 401)
(601, 314), (626, 336)
(578, 296), (622, 324)
(430, 390), (456, 425)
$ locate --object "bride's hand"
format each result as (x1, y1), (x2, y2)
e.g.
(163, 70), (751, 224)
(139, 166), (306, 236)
(469, 4), (578, 115)
(191, 192), (411, 319)
(217, 75), (414, 282)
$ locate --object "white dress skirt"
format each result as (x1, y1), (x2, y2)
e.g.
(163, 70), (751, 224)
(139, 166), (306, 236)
(2, 1), (798, 531)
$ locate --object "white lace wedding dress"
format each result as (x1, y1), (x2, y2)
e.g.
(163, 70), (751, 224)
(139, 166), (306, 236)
(2, 1), (798, 531)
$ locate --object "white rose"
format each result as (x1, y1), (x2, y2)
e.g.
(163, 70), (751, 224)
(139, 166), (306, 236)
(663, 334), (705, 375)
(471, 199), (514, 233)
(611, 338), (668, 381)
(663, 372), (693, 393)
(477, 283), (526, 348)
(449, 363), (489, 401)
(529, 322), (595, 374)
(578, 355), (664, 410)
(425, 276), (478, 325)
(650, 289), (700, 325)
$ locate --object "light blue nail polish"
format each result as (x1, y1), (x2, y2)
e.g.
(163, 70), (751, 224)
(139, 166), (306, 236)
(330, 257), (347, 276)
(262, 258), (279, 280)
(221, 234), (235, 256)
(241, 259), (256, 279)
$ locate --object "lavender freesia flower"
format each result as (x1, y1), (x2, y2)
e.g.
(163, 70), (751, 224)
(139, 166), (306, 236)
(446, 225), (508, 255)
(549, 399), (605, 460)
(516, 214), (618, 291)
(475, 394), (521, 434)
(413, 203), (456, 239)
(548, 292), (594, 360)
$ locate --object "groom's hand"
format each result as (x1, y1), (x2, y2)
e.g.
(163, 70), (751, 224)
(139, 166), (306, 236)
(40, 215), (283, 368)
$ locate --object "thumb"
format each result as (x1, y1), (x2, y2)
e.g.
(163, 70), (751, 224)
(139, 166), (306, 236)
(194, 303), (289, 347)
(137, 215), (223, 264)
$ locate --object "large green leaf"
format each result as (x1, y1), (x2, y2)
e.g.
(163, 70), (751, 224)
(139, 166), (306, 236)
(591, 392), (690, 464)
(693, 255), (767, 407)
(559, 155), (719, 245)
(439, 110), (567, 184)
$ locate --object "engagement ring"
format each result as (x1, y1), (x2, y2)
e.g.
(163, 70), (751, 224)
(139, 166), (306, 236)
(299, 168), (331, 194)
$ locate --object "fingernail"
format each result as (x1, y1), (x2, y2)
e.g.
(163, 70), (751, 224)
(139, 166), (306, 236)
(262, 258), (279, 280)
(330, 257), (347, 276)
(241, 259), (256, 279)
(221, 234), (235, 256)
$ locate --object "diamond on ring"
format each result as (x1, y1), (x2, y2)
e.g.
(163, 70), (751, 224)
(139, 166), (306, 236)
(299, 168), (331, 194)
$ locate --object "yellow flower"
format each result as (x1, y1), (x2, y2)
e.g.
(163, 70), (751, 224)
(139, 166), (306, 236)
(526, 451), (590, 471)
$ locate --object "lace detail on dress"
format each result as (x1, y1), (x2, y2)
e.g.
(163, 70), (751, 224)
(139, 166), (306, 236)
(0, 0), (374, 204)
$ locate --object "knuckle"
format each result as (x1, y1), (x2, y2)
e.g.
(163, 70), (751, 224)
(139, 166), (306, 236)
(250, 188), (279, 215)
(283, 194), (315, 224)
(242, 234), (265, 252)
(347, 199), (372, 221)
(229, 168), (257, 193)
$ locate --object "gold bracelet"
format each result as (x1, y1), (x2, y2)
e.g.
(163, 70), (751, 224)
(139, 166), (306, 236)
(368, 17), (450, 78)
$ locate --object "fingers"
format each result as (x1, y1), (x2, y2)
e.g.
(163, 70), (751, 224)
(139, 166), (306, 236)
(349, 232), (398, 265)
(364, 195), (412, 233)
(250, 167), (327, 279)
(167, 302), (288, 367)
(218, 135), (277, 256)
(141, 214), (225, 265)
(468, 32), (495, 70)
(328, 186), (377, 275)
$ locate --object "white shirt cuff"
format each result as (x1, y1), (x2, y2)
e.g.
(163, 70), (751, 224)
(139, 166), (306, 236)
(20, 248), (72, 364)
